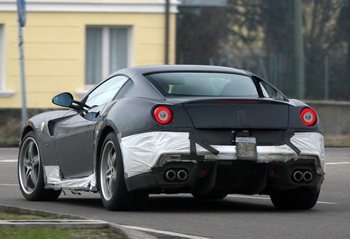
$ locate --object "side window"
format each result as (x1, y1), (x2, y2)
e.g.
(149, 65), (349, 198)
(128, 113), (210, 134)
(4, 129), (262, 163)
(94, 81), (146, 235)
(260, 81), (285, 101)
(85, 75), (129, 107)
(115, 80), (134, 99)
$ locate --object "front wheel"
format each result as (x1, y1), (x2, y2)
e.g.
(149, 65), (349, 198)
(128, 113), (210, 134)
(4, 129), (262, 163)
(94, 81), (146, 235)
(18, 131), (61, 201)
(99, 132), (148, 211)
(270, 188), (320, 210)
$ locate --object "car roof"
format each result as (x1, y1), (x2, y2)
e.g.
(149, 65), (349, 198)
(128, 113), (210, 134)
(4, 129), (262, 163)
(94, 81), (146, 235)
(120, 64), (251, 76)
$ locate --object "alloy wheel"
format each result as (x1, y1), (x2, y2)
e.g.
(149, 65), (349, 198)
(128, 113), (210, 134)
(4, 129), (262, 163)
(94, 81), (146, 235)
(100, 141), (117, 201)
(18, 137), (41, 195)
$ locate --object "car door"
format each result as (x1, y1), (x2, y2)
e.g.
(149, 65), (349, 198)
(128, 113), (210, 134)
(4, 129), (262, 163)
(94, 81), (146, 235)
(54, 75), (130, 179)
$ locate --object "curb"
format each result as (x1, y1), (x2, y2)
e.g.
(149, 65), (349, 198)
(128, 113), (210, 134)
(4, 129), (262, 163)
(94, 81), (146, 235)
(0, 204), (157, 239)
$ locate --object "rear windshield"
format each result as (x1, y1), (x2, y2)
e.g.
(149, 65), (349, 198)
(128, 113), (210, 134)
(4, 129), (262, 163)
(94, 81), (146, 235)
(145, 72), (259, 97)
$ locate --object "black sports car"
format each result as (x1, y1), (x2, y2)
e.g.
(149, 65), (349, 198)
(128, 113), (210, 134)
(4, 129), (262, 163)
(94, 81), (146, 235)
(18, 65), (325, 210)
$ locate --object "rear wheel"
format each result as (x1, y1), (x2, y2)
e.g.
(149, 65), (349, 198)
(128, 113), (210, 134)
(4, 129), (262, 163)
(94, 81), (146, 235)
(270, 188), (320, 210)
(18, 131), (61, 201)
(99, 132), (148, 211)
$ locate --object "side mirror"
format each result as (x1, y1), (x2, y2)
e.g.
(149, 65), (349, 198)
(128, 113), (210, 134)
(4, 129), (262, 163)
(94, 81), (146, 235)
(52, 92), (74, 107)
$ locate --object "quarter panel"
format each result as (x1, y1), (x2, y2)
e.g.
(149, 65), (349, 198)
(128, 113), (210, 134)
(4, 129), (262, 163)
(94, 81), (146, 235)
(23, 110), (73, 167)
(107, 97), (194, 137)
(288, 99), (323, 133)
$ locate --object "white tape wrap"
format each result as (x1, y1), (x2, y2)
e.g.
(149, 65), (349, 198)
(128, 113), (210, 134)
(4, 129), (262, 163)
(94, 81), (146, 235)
(120, 131), (325, 178)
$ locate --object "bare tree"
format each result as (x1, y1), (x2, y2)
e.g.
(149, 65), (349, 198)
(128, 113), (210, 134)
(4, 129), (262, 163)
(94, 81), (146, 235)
(176, 7), (227, 65)
(225, 0), (295, 95)
(303, 0), (343, 99)
(225, 0), (347, 99)
(336, 0), (350, 66)
(333, 0), (350, 100)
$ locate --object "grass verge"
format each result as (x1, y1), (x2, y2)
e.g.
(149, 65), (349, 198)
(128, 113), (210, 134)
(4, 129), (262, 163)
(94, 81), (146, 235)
(324, 134), (350, 147)
(0, 228), (126, 239)
(0, 211), (126, 239)
(0, 211), (57, 220)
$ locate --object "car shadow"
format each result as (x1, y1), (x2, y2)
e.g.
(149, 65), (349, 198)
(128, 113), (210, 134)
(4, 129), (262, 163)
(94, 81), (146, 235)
(144, 195), (276, 213)
(55, 194), (281, 213)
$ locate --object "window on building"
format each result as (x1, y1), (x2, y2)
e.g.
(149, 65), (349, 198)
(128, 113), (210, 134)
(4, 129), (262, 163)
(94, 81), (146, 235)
(0, 24), (4, 90)
(85, 26), (130, 85)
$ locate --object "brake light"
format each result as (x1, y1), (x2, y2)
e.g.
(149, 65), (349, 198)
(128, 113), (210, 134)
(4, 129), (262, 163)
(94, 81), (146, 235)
(219, 100), (258, 104)
(300, 108), (317, 126)
(153, 106), (173, 124)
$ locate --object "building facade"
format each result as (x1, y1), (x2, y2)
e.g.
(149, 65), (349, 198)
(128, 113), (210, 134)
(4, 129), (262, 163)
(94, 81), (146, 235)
(0, 0), (178, 108)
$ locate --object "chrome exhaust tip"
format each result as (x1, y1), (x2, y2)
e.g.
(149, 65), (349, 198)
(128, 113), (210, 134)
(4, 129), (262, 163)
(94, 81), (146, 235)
(177, 170), (188, 181)
(303, 171), (313, 182)
(165, 170), (176, 181)
(293, 171), (304, 182)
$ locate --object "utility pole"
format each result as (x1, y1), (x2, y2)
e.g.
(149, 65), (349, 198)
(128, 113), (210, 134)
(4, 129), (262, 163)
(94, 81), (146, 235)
(164, 0), (170, 64)
(294, 0), (305, 99)
(17, 0), (28, 125)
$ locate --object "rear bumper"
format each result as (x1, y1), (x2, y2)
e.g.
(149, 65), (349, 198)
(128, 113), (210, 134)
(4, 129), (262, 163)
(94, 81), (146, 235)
(121, 131), (324, 194)
(120, 131), (324, 175)
(125, 159), (324, 195)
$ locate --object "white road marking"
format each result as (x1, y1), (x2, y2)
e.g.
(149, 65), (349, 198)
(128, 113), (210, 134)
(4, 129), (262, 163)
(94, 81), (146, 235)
(0, 183), (18, 187)
(0, 159), (17, 163)
(121, 225), (210, 239)
(325, 162), (350, 165)
(316, 201), (339, 205)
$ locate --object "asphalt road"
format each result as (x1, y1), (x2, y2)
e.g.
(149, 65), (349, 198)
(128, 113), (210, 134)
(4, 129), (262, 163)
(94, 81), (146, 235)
(0, 147), (349, 239)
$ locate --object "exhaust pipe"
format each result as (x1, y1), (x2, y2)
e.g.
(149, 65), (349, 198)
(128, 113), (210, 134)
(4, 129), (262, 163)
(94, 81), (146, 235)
(303, 171), (313, 182)
(292, 170), (314, 182)
(165, 170), (176, 181)
(293, 171), (304, 182)
(177, 170), (188, 181)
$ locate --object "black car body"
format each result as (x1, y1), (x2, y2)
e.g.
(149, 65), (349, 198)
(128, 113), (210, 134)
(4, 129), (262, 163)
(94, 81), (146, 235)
(18, 65), (325, 210)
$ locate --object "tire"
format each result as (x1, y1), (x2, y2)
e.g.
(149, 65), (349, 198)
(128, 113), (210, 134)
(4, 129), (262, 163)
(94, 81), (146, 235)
(99, 132), (148, 211)
(192, 190), (228, 200)
(270, 188), (320, 210)
(18, 131), (61, 201)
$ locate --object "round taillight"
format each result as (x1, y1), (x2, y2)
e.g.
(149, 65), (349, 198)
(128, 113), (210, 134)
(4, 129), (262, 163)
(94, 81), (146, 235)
(300, 108), (317, 126)
(154, 106), (173, 124)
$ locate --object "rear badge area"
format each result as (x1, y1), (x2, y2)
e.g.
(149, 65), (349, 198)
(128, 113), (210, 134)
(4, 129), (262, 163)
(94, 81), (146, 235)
(236, 137), (257, 160)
